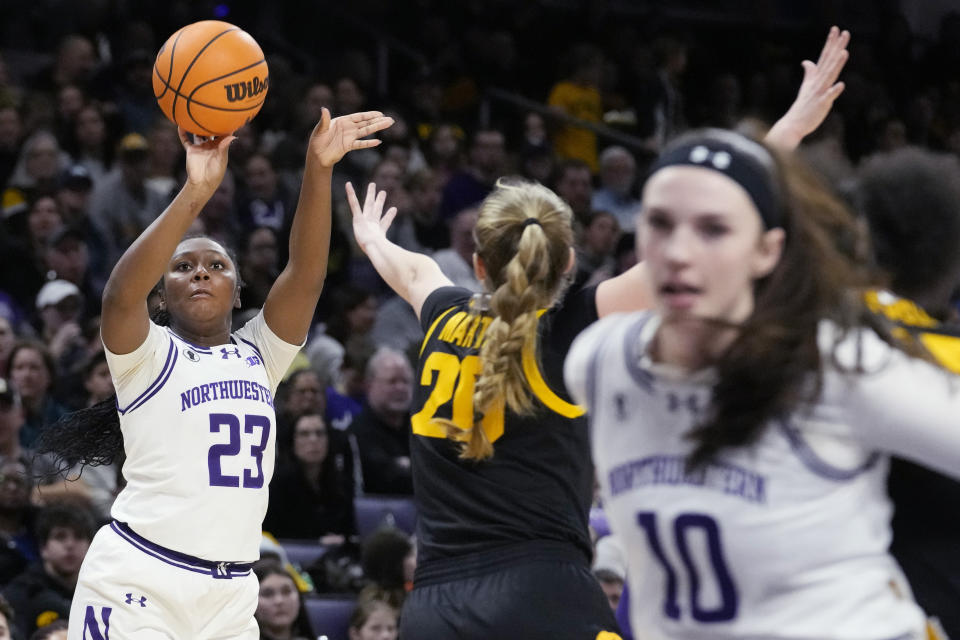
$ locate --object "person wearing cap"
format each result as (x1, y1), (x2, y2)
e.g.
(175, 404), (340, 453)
(55, 165), (112, 288)
(88, 132), (167, 265)
(34, 280), (87, 383)
(44, 227), (103, 318)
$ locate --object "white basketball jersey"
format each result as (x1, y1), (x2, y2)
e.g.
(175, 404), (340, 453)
(106, 312), (301, 562)
(566, 312), (960, 640)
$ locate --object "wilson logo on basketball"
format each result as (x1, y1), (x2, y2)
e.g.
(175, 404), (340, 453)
(224, 76), (269, 103)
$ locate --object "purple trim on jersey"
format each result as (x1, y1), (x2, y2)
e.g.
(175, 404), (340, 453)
(110, 521), (253, 578)
(585, 344), (603, 415)
(236, 336), (263, 361)
(167, 329), (213, 353)
(623, 317), (655, 392)
(777, 420), (881, 482)
(116, 338), (176, 415)
(119, 346), (179, 415)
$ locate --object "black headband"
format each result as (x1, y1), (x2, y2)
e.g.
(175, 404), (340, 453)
(647, 131), (783, 229)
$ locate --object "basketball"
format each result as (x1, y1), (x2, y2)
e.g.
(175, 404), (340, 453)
(153, 20), (268, 137)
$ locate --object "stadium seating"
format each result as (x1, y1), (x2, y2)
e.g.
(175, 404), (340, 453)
(279, 539), (329, 569)
(304, 595), (356, 640)
(354, 495), (418, 539)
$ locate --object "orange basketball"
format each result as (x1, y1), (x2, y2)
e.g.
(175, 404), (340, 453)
(153, 20), (268, 137)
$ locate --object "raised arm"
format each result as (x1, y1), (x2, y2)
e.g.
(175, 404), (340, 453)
(346, 181), (452, 320)
(596, 27), (851, 319)
(100, 132), (232, 354)
(765, 26), (850, 150)
(262, 109), (393, 345)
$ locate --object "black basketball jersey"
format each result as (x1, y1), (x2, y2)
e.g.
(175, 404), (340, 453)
(411, 285), (599, 568)
(867, 290), (960, 636)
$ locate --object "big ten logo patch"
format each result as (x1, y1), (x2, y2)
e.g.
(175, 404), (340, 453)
(83, 605), (112, 640)
(245, 354), (262, 368)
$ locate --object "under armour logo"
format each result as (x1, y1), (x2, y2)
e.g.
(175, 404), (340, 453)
(124, 593), (147, 607)
(184, 348), (200, 362)
(220, 347), (241, 359)
(689, 145), (732, 170)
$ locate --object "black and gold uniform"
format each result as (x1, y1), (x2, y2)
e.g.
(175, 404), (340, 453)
(400, 286), (620, 639)
(867, 290), (960, 638)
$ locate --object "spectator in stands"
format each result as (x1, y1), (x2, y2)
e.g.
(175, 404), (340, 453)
(547, 43), (604, 172)
(350, 348), (414, 495)
(0, 106), (23, 190)
(29, 35), (98, 95)
(3, 501), (95, 638)
(432, 207), (481, 292)
(348, 597), (398, 640)
(593, 568), (624, 612)
(44, 227), (103, 317)
(7, 341), (67, 448)
(553, 158), (594, 226)
(591, 146), (642, 231)
(573, 210), (620, 289)
(88, 132), (167, 263)
(325, 286), (379, 354)
(0, 452), (38, 585)
(239, 226), (281, 312)
(238, 153), (297, 240)
(360, 527), (414, 611)
(264, 411), (356, 543)
(0, 321), (14, 379)
(34, 280), (87, 390)
(144, 118), (180, 199)
(253, 559), (317, 640)
(423, 123), (465, 184)
(3, 131), (70, 220)
(28, 619), (67, 640)
(439, 129), (506, 220)
(195, 167), (241, 249)
(405, 168), (446, 251)
(54, 165), (111, 289)
(69, 103), (112, 183)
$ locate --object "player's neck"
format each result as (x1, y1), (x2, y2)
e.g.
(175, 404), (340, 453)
(168, 321), (232, 348)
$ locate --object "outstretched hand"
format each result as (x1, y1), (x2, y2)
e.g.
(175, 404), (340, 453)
(310, 108), (394, 167)
(766, 26), (850, 149)
(346, 181), (397, 254)
(180, 128), (235, 194)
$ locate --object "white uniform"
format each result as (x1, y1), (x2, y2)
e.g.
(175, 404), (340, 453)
(565, 312), (960, 640)
(68, 312), (301, 640)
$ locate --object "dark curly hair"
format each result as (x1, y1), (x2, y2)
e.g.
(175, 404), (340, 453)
(855, 147), (960, 319)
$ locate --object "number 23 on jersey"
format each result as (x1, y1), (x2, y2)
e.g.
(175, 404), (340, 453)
(411, 352), (505, 444)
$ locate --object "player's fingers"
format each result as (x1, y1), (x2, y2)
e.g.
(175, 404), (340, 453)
(381, 206), (398, 231)
(821, 30), (850, 78)
(814, 26), (838, 66)
(825, 81), (846, 102)
(178, 127), (193, 148)
(351, 110), (384, 123)
(345, 182), (362, 216)
(365, 182), (378, 214)
(353, 139), (383, 150)
(374, 188), (388, 215)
